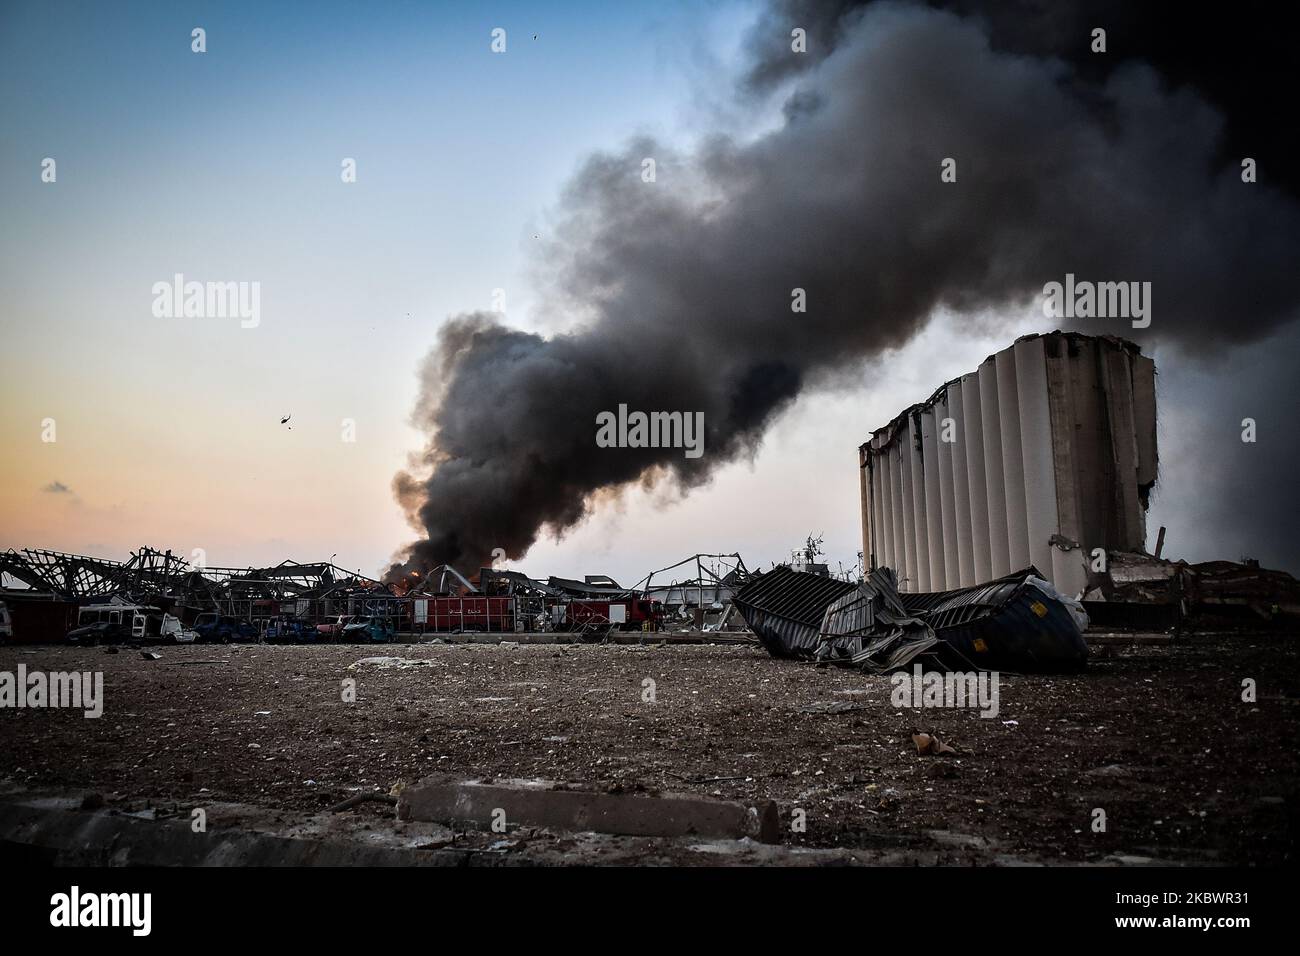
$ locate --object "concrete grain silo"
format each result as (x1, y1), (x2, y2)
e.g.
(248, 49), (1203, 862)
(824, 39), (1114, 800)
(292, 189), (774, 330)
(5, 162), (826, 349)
(858, 332), (1158, 594)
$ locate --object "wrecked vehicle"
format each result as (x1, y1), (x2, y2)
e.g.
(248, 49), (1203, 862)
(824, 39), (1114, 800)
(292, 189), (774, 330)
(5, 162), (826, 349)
(341, 616), (394, 643)
(193, 613), (258, 643)
(67, 603), (198, 645)
(733, 564), (1088, 674)
(316, 615), (356, 641)
(66, 620), (132, 646)
(133, 609), (200, 644)
(263, 619), (320, 644)
(67, 603), (136, 645)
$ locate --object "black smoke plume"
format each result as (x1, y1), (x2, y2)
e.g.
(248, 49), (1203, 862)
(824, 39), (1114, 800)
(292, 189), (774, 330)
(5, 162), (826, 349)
(388, 0), (1300, 579)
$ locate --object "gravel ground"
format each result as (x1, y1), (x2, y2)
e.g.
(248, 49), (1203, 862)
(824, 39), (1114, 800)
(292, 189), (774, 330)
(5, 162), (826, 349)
(1, 634), (1296, 864)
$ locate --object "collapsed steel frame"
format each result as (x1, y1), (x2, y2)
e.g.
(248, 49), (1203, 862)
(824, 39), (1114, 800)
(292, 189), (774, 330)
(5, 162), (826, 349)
(634, 553), (751, 607)
(1, 545), (771, 637)
(0, 547), (192, 599)
(0, 546), (380, 607)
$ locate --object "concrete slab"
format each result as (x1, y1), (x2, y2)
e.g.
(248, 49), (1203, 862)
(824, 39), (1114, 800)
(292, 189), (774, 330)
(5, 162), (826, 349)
(397, 775), (781, 843)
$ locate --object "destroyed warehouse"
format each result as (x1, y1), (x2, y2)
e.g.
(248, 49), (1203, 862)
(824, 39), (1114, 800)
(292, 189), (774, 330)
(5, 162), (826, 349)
(0, 546), (761, 644)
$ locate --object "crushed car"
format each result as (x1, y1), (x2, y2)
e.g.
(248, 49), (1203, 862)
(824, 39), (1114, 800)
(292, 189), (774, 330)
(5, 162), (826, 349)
(316, 615), (356, 642)
(341, 616), (394, 643)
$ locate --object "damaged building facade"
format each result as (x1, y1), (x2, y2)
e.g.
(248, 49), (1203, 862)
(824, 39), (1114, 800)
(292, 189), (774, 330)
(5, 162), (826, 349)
(859, 332), (1158, 595)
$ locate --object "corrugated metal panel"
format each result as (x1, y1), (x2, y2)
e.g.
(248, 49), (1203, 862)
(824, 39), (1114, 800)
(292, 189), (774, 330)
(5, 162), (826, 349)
(739, 565), (1088, 673)
(905, 412), (929, 590)
(947, 382), (975, 588)
(935, 392), (960, 589)
(961, 372), (991, 583)
(978, 356), (1010, 579)
(920, 579), (1089, 673)
(921, 407), (946, 589)
(899, 566), (1039, 613)
(731, 566), (855, 659)
(816, 568), (940, 672)
(996, 347), (1032, 571)
(1016, 336), (1058, 576)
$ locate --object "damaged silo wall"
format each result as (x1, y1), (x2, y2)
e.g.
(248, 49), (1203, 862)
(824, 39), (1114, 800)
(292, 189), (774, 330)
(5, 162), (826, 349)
(860, 332), (1158, 594)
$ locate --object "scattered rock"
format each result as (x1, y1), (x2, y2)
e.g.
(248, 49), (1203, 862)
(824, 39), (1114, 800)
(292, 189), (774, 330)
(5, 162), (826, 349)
(912, 733), (957, 756)
(1085, 764), (1131, 778)
(349, 657), (434, 670)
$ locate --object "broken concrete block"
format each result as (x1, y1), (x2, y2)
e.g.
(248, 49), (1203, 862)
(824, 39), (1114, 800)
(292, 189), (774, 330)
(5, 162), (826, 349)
(396, 775), (780, 843)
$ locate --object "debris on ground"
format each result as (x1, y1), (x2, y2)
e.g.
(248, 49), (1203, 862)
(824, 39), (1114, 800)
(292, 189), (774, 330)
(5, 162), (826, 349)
(348, 656), (437, 670)
(2, 640), (1296, 865)
(912, 733), (957, 756)
(734, 565), (1089, 673)
(1083, 552), (1300, 630)
(327, 792), (398, 813)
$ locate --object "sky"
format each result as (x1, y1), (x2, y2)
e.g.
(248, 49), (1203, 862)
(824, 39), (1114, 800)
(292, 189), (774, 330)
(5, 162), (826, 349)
(1, 0), (1296, 585)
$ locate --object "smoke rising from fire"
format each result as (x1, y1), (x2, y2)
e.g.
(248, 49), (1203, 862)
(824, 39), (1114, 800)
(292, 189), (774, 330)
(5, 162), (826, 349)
(388, 0), (1300, 579)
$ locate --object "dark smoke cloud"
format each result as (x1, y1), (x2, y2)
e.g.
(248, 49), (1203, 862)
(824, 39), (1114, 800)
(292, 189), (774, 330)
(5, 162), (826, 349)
(389, 0), (1300, 579)
(1149, 323), (1300, 574)
(747, 0), (1300, 199)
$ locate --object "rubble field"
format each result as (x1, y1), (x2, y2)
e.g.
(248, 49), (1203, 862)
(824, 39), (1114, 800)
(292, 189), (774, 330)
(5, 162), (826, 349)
(1, 634), (1296, 865)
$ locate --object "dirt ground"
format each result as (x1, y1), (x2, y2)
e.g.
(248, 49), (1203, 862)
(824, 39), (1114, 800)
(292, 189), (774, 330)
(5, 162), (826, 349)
(1, 633), (1297, 865)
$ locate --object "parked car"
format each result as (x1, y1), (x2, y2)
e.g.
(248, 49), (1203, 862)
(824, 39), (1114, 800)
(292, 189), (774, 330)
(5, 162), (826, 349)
(341, 617), (394, 643)
(264, 619), (318, 644)
(316, 615), (356, 642)
(66, 620), (132, 646)
(135, 612), (199, 644)
(67, 603), (196, 645)
(193, 612), (258, 643)
(70, 603), (135, 641)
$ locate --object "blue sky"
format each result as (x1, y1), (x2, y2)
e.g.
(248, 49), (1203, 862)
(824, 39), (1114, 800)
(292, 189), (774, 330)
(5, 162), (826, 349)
(0, 0), (751, 578)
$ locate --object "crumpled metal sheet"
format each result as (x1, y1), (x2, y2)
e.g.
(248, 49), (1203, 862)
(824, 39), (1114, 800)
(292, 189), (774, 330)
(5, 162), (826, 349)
(735, 564), (1089, 673)
(814, 568), (940, 672)
(730, 565), (854, 659)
